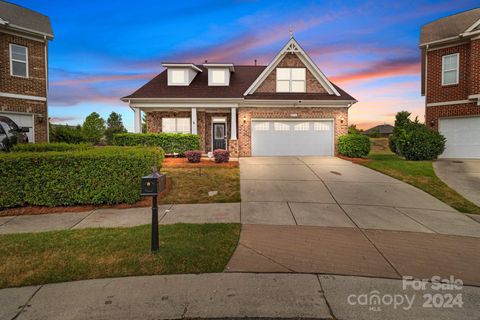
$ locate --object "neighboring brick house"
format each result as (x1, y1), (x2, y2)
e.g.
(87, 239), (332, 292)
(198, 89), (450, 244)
(420, 8), (480, 159)
(0, 1), (54, 143)
(122, 37), (356, 157)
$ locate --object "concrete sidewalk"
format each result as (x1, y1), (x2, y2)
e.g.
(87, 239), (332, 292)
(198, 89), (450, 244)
(2, 273), (479, 320)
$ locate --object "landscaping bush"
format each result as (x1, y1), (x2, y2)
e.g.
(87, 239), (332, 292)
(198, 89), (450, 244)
(11, 143), (93, 153)
(112, 133), (201, 154)
(395, 123), (446, 160)
(0, 147), (164, 209)
(49, 124), (87, 144)
(213, 149), (229, 163)
(338, 134), (371, 158)
(185, 150), (202, 163)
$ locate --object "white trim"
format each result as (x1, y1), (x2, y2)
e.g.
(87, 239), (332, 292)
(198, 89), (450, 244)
(191, 107), (197, 134)
(243, 99), (355, 106)
(203, 63), (235, 72)
(441, 53), (459, 86)
(2, 23), (53, 39)
(0, 92), (46, 101)
(131, 103), (239, 109)
(426, 100), (472, 107)
(250, 118), (335, 156)
(133, 108), (141, 133)
(419, 36), (461, 48)
(243, 38), (340, 96)
(162, 63), (202, 72)
(0, 28), (46, 42)
(463, 18), (480, 34)
(9, 43), (29, 78)
(231, 107), (237, 140)
(426, 41), (469, 51)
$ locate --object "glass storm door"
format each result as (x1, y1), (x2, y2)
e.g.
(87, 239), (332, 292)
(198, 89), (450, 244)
(213, 123), (226, 150)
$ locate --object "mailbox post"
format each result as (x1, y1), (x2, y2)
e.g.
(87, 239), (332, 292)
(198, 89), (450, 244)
(141, 170), (166, 252)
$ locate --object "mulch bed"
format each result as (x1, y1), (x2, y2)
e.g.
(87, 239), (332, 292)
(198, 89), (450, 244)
(163, 157), (239, 168)
(337, 155), (371, 165)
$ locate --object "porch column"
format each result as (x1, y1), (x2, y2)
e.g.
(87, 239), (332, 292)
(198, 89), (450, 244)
(191, 107), (197, 134)
(133, 107), (142, 133)
(231, 107), (237, 140)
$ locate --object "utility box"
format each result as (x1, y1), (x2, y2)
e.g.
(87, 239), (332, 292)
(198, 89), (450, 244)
(140, 172), (166, 196)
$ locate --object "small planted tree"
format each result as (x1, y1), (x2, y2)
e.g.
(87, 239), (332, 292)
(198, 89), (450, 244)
(105, 112), (127, 144)
(82, 112), (106, 144)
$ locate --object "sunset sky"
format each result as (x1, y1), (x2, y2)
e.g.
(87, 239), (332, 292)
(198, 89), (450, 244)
(15, 0), (480, 131)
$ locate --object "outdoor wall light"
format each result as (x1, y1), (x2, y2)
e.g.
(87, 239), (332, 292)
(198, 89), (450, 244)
(243, 115), (247, 124)
(430, 119), (436, 127)
(37, 113), (44, 123)
(340, 117), (345, 124)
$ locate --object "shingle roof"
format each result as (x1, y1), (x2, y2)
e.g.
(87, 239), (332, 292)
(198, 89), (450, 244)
(123, 65), (356, 101)
(419, 8), (480, 45)
(363, 124), (394, 135)
(0, 1), (53, 37)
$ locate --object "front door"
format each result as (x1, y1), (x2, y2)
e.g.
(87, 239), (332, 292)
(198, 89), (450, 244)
(213, 123), (226, 150)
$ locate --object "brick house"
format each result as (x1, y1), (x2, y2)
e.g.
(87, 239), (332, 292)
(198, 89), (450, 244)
(122, 37), (356, 157)
(0, 1), (54, 143)
(420, 8), (480, 159)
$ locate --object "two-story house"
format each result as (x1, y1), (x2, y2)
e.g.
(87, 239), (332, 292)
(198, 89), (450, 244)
(122, 37), (356, 157)
(420, 8), (480, 159)
(0, 1), (54, 143)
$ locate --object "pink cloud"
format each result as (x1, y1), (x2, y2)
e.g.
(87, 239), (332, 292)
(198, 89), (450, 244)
(51, 73), (156, 86)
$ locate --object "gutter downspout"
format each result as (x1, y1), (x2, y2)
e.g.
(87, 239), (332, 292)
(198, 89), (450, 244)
(44, 35), (49, 142)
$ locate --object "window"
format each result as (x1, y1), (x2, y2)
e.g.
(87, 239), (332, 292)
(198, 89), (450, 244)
(276, 68), (306, 92)
(10, 44), (28, 77)
(170, 69), (186, 85)
(442, 53), (459, 85)
(254, 122), (270, 131)
(314, 122), (330, 131)
(162, 118), (190, 133)
(211, 69), (226, 84)
(294, 122), (310, 131)
(274, 122), (290, 131)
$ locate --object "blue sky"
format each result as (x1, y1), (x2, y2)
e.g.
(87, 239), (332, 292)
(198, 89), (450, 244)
(13, 0), (480, 130)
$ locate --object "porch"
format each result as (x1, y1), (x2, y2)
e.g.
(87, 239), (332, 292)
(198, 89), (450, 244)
(133, 107), (238, 155)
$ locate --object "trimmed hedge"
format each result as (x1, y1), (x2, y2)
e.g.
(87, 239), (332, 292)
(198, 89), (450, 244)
(338, 134), (371, 158)
(11, 143), (93, 153)
(0, 147), (164, 209)
(112, 133), (200, 154)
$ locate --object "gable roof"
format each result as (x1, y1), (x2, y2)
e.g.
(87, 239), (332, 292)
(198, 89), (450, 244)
(363, 124), (394, 135)
(0, 1), (53, 38)
(122, 65), (355, 101)
(244, 37), (340, 96)
(419, 8), (480, 46)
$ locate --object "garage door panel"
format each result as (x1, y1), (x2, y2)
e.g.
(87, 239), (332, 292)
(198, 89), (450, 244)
(439, 117), (480, 159)
(252, 120), (333, 156)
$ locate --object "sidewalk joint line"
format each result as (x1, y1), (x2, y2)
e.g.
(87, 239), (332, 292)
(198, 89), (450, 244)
(11, 285), (43, 320)
(69, 209), (97, 230)
(0, 215), (17, 227)
(298, 157), (403, 279)
(239, 243), (295, 272)
(158, 204), (174, 224)
(286, 201), (298, 226)
(392, 207), (438, 234)
(315, 274), (337, 320)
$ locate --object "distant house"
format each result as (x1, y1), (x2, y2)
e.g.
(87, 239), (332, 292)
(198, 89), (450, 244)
(419, 8), (480, 159)
(0, 1), (54, 143)
(122, 37), (357, 157)
(362, 124), (394, 137)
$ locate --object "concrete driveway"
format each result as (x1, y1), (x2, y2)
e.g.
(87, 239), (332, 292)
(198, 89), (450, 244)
(434, 159), (480, 207)
(240, 156), (480, 237)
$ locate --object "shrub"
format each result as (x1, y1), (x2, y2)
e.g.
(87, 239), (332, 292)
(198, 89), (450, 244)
(50, 124), (87, 144)
(0, 147), (164, 209)
(395, 123), (446, 160)
(11, 143), (93, 153)
(112, 133), (201, 154)
(389, 111), (412, 154)
(338, 134), (371, 158)
(213, 149), (229, 163)
(185, 150), (202, 163)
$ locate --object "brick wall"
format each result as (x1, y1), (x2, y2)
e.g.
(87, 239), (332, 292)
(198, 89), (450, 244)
(426, 102), (479, 129)
(0, 97), (48, 142)
(0, 32), (47, 97)
(471, 39), (480, 95)
(255, 53), (327, 93)
(237, 107), (348, 157)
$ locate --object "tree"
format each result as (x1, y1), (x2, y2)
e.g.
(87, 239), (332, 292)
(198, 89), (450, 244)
(389, 111), (411, 154)
(348, 124), (361, 135)
(82, 112), (105, 144)
(105, 112), (127, 144)
(142, 113), (147, 133)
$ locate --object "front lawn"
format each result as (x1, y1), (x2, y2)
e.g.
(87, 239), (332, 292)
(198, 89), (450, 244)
(161, 167), (241, 204)
(364, 153), (480, 214)
(0, 223), (240, 288)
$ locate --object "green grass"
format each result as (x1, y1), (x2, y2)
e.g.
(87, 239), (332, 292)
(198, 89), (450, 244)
(364, 153), (480, 214)
(0, 223), (241, 288)
(161, 168), (240, 204)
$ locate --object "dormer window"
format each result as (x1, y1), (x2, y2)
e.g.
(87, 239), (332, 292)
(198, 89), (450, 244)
(163, 63), (202, 86)
(204, 64), (234, 86)
(276, 68), (306, 92)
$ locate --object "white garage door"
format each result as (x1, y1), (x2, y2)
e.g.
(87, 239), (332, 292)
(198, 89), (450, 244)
(0, 112), (34, 142)
(439, 117), (480, 159)
(252, 120), (333, 156)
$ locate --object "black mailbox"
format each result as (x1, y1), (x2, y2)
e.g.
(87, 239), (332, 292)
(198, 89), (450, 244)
(141, 172), (166, 196)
